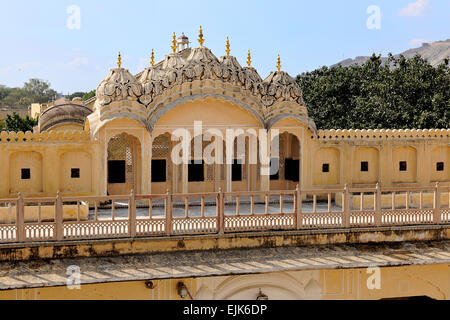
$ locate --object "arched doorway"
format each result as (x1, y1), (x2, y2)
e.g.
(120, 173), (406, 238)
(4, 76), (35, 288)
(107, 133), (141, 195)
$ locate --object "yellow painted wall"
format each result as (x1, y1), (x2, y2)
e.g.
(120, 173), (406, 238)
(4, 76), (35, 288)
(9, 151), (43, 194)
(313, 148), (340, 185)
(353, 147), (379, 184)
(392, 146), (417, 183)
(60, 151), (92, 193)
(431, 146), (450, 182)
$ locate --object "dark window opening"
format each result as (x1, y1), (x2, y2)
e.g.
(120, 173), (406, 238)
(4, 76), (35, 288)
(152, 159), (167, 182)
(21, 168), (30, 180)
(188, 161), (204, 182)
(436, 162), (444, 171)
(71, 168), (80, 179)
(270, 158), (279, 180)
(232, 159), (242, 181)
(108, 160), (126, 183)
(361, 161), (369, 172)
(322, 163), (330, 173)
(399, 161), (407, 172)
(285, 159), (299, 182)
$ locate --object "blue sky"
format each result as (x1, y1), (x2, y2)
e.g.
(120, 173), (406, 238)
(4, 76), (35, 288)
(0, 0), (449, 93)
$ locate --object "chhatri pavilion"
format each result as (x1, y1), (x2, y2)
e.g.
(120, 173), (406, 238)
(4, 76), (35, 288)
(0, 27), (448, 199)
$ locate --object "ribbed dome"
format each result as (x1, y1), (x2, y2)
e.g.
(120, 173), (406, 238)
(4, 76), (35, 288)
(262, 70), (304, 105)
(96, 68), (143, 106)
(39, 99), (92, 132)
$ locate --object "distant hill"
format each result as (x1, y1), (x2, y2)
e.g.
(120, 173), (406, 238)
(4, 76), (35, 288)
(333, 39), (450, 67)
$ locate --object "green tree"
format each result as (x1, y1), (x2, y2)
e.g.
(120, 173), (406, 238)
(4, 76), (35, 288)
(82, 90), (96, 101)
(296, 54), (450, 129)
(5, 113), (38, 132)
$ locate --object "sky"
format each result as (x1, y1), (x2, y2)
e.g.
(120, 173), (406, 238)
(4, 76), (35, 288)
(0, 0), (449, 94)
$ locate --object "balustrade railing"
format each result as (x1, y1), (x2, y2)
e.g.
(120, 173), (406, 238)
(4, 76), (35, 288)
(0, 183), (449, 243)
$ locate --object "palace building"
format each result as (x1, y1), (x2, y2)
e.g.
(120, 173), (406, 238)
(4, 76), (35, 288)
(0, 29), (449, 300)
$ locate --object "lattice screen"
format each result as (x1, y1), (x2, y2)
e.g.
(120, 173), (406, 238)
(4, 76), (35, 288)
(108, 133), (134, 184)
(152, 134), (171, 181)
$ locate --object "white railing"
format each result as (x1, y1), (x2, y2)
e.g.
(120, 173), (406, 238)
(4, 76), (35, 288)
(0, 183), (448, 243)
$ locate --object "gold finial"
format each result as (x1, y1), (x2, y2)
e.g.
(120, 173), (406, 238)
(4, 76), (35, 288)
(277, 54), (281, 71)
(247, 49), (252, 67)
(171, 32), (177, 53)
(117, 52), (122, 68)
(151, 49), (155, 67)
(225, 37), (230, 56)
(198, 26), (204, 47)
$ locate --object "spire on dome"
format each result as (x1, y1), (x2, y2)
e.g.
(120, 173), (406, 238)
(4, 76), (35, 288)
(247, 50), (252, 67)
(171, 32), (177, 53)
(117, 52), (122, 68)
(225, 37), (230, 56)
(198, 26), (204, 47)
(277, 54), (281, 71)
(151, 49), (155, 67)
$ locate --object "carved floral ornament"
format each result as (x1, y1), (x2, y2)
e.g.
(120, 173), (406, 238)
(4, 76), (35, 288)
(95, 46), (305, 111)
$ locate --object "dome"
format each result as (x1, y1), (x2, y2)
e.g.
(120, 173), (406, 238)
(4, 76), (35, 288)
(38, 98), (92, 132)
(261, 70), (304, 106)
(96, 67), (143, 107)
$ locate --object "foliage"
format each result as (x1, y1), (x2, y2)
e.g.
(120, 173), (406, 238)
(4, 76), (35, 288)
(4, 113), (38, 132)
(296, 54), (450, 129)
(0, 79), (58, 108)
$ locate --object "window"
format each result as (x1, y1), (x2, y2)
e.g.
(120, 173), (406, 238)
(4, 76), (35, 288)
(436, 162), (444, 171)
(322, 163), (330, 173)
(285, 159), (299, 182)
(188, 160), (204, 182)
(399, 161), (407, 172)
(361, 161), (369, 172)
(21, 168), (30, 180)
(71, 168), (80, 179)
(108, 160), (126, 183)
(232, 159), (242, 181)
(270, 158), (279, 180)
(152, 159), (166, 182)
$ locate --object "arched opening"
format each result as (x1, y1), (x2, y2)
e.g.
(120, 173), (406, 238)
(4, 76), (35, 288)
(151, 133), (172, 194)
(270, 132), (301, 190)
(107, 133), (141, 195)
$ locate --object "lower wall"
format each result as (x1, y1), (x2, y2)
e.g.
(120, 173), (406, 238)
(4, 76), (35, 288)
(0, 264), (448, 300)
(0, 205), (89, 223)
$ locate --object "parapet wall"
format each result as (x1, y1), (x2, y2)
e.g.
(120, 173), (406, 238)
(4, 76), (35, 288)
(0, 130), (91, 143)
(314, 128), (450, 141)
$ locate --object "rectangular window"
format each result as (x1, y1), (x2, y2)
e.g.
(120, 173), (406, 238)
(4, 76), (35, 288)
(108, 160), (126, 183)
(188, 160), (204, 182)
(232, 159), (242, 181)
(361, 161), (369, 172)
(152, 159), (167, 182)
(399, 161), (407, 172)
(21, 168), (30, 180)
(285, 159), (299, 182)
(322, 163), (330, 173)
(270, 158), (279, 180)
(71, 168), (80, 179)
(436, 162), (444, 171)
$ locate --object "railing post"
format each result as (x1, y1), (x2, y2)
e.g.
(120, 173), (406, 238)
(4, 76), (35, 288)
(55, 191), (63, 241)
(343, 184), (350, 228)
(165, 189), (172, 236)
(434, 182), (441, 224)
(218, 188), (224, 234)
(295, 184), (303, 229)
(16, 192), (25, 242)
(129, 190), (136, 238)
(375, 183), (382, 226)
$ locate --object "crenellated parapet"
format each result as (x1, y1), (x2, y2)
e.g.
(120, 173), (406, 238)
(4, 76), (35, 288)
(314, 128), (450, 141)
(0, 130), (91, 143)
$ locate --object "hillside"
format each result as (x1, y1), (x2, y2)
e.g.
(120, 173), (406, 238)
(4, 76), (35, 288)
(333, 39), (450, 67)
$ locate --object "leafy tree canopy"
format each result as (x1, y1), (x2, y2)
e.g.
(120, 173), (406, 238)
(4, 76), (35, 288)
(296, 54), (450, 129)
(4, 113), (38, 132)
